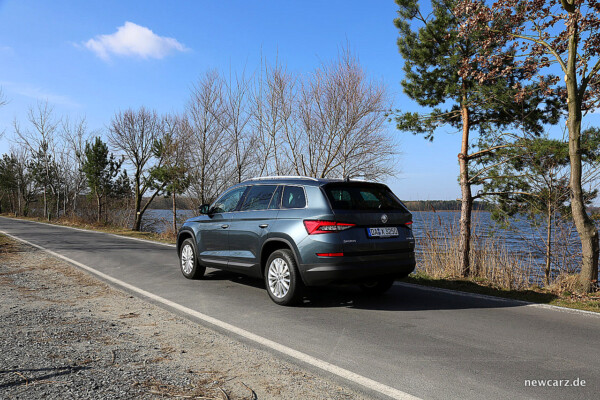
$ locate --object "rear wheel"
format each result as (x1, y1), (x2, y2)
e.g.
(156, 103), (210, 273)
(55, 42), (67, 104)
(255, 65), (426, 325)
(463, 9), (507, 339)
(265, 249), (304, 306)
(179, 238), (206, 279)
(359, 276), (395, 295)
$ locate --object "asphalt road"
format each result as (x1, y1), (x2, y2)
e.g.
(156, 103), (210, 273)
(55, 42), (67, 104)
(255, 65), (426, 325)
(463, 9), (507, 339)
(1, 216), (599, 400)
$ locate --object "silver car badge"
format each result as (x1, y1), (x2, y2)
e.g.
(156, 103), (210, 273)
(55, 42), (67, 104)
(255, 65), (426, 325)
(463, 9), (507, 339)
(381, 214), (388, 224)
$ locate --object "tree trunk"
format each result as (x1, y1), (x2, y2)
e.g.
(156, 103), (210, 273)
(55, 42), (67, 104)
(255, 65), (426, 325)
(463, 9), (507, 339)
(72, 192), (77, 217)
(134, 185), (165, 232)
(43, 185), (48, 221)
(545, 201), (552, 286)
(17, 185), (21, 217)
(458, 90), (472, 277)
(132, 173), (142, 231)
(133, 195), (142, 231)
(172, 192), (177, 234)
(565, 19), (599, 293)
(96, 193), (102, 224)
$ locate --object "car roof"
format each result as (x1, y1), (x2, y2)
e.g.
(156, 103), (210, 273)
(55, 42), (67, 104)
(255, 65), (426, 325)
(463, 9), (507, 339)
(238, 176), (380, 187)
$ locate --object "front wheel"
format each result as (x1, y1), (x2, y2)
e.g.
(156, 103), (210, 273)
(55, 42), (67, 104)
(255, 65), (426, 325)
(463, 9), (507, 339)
(359, 276), (395, 295)
(264, 249), (304, 306)
(179, 238), (206, 279)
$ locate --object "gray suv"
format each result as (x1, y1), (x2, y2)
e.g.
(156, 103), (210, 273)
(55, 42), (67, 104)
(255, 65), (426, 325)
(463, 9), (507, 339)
(177, 177), (415, 305)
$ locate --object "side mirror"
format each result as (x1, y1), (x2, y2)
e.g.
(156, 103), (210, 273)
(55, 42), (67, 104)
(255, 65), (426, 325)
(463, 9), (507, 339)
(199, 204), (211, 215)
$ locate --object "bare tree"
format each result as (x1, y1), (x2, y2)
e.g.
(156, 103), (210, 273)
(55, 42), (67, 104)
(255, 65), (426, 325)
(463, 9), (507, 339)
(186, 71), (232, 205)
(250, 61), (297, 176)
(108, 107), (163, 231)
(247, 51), (395, 181)
(13, 101), (60, 220)
(222, 70), (254, 183)
(297, 50), (395, 179)
(61, 117), (92, 216)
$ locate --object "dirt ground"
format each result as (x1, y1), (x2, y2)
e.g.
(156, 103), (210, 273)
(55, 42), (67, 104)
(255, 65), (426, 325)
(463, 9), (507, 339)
(0, 235), (369, 399)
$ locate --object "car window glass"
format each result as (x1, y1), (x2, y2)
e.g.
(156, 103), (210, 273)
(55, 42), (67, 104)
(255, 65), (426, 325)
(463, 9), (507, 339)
(240, 185), (277, 211)
(324, 184), (407, 211)
(268, 185), (283, 209)
(211, 186), (247, 213)
(328, 189), (352, 209)
(282, 186), (306, 209)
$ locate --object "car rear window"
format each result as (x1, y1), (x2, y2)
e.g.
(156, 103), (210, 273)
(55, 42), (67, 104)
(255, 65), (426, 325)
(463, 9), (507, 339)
(323, 183), (408, 211)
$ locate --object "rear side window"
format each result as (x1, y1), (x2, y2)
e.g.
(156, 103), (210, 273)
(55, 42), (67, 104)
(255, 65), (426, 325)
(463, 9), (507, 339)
(240, 185), (277, 211)
(282, 186), (306, 209)
(324, 184), (407, 211)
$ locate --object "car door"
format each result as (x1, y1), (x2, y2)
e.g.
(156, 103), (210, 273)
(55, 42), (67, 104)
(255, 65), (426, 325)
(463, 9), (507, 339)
(196, 185), (248, 268)
(227, 184), (280, 276)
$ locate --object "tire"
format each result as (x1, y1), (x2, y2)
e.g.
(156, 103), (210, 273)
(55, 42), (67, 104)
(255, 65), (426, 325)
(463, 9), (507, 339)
(359, 275), (395, 295)
(179, 238), (206, 279)
(264, 249), (304, 306)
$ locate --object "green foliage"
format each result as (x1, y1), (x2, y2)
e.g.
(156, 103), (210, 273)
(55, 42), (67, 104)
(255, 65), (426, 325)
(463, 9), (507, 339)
(81, 137), (122, 198)
(0, 154), (18, 193)
(0, 153), (36, 216)
(29, 140), (58, 194)
(149, 134), (190, 198)
(81, 137), (129, 221)
(393, 0), (561, 140)
(476, 129), (600, 225)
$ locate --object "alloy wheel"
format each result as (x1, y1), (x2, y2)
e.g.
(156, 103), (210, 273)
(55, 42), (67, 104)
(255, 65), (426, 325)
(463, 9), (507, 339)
(267, 257), (291, 298)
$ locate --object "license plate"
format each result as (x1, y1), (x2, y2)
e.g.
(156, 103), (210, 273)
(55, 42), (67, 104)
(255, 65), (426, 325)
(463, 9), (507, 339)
(367, 227), (399, 238)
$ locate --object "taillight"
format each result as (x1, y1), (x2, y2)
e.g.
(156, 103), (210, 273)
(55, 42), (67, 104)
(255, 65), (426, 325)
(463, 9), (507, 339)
(405, 221), (413, 228)
(303, 220), (356, 234)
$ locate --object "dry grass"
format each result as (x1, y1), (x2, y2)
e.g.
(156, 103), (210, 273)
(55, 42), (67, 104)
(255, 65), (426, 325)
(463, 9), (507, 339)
(412, 213), (600, 311)
(416, 214), (533, 290)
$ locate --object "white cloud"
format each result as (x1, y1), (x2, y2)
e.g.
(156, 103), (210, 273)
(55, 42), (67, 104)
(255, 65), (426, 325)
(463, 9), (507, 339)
(83, 21), (188, 61)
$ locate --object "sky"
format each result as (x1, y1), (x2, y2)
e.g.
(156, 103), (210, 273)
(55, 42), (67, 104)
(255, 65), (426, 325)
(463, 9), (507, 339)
(1, 0), (598, 202)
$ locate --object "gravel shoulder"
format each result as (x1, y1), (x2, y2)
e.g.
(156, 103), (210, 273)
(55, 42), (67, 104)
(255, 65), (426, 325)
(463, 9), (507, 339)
(0, 235), (368, 399)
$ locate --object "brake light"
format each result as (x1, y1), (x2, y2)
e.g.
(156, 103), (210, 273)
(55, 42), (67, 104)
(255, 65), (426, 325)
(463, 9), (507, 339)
(405, 221), (413, 228)
(303, 220), (356, 234)
(316, 253), (344, 257)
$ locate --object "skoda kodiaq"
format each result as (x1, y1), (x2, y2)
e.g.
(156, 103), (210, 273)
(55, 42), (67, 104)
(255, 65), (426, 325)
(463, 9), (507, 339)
(177, 176), (415, 305)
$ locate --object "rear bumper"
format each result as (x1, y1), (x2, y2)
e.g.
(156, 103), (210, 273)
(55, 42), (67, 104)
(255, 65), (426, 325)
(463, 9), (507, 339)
(299, 252), (416, 286)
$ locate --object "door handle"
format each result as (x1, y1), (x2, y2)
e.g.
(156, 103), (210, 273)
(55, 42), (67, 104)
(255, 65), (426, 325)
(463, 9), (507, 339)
(221, 224), (229, 229)
(259, 224), (269, 229)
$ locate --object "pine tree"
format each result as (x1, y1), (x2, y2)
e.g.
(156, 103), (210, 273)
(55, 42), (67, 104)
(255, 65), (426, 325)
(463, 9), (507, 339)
(393, 0), (559, 276)
(81, 137), (123, 223)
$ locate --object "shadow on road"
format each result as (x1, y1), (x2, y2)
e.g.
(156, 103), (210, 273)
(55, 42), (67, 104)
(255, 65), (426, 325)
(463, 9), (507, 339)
(202, 270), (537, 311)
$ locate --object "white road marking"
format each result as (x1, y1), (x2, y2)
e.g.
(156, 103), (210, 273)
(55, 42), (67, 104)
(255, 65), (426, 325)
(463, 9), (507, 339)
(0, 229), (420, 400)
(394, 282), (600, 318)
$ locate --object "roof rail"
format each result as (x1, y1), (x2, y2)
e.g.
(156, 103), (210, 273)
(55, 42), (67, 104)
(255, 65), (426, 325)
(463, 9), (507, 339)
(247, 175), (319, 181)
